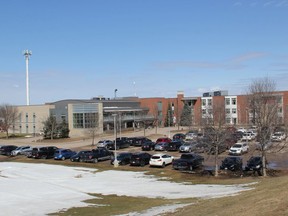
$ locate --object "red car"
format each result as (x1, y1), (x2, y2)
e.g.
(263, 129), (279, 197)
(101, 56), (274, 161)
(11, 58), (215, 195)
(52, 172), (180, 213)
(156, 137), (172, 144)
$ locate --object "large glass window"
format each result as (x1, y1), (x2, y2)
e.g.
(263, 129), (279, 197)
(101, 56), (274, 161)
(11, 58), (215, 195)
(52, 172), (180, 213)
(226, 109), (230, 114)
(73, 113), (84, 128)
(232, 108), (237, 114)
(232, 98), (237, 105)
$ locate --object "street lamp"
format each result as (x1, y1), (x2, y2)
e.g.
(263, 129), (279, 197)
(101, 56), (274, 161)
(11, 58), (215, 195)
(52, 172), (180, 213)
(112, 113), (118, 167)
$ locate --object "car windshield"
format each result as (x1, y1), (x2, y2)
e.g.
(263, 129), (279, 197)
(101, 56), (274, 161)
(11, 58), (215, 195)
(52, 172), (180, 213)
(233, 144), (242, 148)
(225, 157), (236, 162)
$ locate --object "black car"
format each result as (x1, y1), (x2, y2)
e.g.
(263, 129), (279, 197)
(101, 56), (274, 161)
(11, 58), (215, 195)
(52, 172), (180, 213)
(130, 152), (151, 166)
(172, 153), (204, 171)
(31, 146), (58, 159)
(172, 133), (186, 141)
(245, 156), (263, 175)
(0, 145), (18, 156)
(220, 157), (243, 171)
(141, 141), (156, 151)
(106, 138), (130, 150)
(70, 150), (92, 162)
(166, 140), (184, 151)
(111, 152), (132, 165)
(132, 137), (152, 147)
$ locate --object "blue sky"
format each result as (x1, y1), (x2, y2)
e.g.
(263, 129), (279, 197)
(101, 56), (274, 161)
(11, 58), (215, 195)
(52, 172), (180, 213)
(1, 0), (288, 105)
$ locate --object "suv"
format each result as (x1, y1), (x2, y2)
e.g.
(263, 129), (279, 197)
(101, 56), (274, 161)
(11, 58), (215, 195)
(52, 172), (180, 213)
(245, 156), (263, 174)
(0, 145), (18, 156)
(229, 142), (249, 155)
(97, 140), (113, 148)
(166, 140), (184, 151)
(31, 146), (58, 159)
(130, 152), (151, 166)
(220, 156), (243, 171)
(11, 146), (32, 156)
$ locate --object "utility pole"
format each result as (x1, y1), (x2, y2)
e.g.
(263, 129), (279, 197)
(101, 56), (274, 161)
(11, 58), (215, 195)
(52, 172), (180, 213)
(23, 50), (32, 105)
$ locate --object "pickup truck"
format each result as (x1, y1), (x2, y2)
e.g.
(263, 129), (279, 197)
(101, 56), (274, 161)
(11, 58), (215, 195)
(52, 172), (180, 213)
(82, 147), (112, 163)
(172, 153), (204, 171)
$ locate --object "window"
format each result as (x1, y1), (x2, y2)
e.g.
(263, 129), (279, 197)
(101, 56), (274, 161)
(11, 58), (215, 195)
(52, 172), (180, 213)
(208, 99), (212, 106)
(226, 109), (230, 114)
(202, 109), (206, 115)
(202, 99), (206, 106)
(232, 98), (236, 105)
(225, 98), (230, 105)
(232, 108), (237, 114)
(226, 118), (231, 124)
(73, 113), (84, 128)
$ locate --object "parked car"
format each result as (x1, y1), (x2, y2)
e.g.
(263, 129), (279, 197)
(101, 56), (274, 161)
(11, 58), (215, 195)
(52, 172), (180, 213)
(141, 141), (156, 151)
(185, 132), (198, 141)
(149, 153), (174, 167)
(131, 137), (152, 147)
(97, 140), (113, 148)
(154, 142), (169, 151)
(166, 140), (184, 151)
(172, 133), (186, 141)
(229, 142), (249, 155)
(241, 132), (255, 141)
(255, 141), (273, 151)
(70, 150), (92, 162)
(54, 148), (77, 160)
(245, 156), (263, 175)
(172, 153), (204, 171)
(81, 148), (112, 163)
(106, 138), (130, 150)
(11, 146), (32, 156)
(179, 142), (197, 153)
(0, 145), (18, 156)
(220, 156), (243, 171)
(130, 152), (151, 166)
(156, 137), (172, 144)
(111, 152), (132, 165)
(271, 132), (286, 142)
(31, 146), (58, 159)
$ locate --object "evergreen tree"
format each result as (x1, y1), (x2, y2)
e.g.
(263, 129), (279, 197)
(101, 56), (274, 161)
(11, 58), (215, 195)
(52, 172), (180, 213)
(164, 104), (173, 127)
(180, 103), (192, 126)
(43, 116), (70, 139)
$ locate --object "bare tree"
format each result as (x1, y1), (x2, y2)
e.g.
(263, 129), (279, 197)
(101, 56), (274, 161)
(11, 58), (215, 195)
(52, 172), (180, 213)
(151, 105), (159, 134)
(201, 99), (228, 177)
(84, 113), (99, 146)
(247, 77), (279, 177)
(0, 104), (18, 139)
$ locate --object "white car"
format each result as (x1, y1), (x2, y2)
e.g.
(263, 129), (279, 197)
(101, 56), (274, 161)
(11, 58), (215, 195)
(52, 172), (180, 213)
(11, 146), (32, 156)
(241, 132), (255, 141)
(149, 153), (174, 167)
(229, 142), (249, 155)
(271, 132), (286, 142)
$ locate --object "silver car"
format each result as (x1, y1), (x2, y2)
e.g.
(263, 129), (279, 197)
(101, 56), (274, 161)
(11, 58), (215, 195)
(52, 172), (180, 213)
(11, 146), (32, 156)
(97, 140), (113, 148)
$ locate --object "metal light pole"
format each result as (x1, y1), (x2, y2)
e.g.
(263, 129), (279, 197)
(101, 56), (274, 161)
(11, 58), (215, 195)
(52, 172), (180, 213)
(23, 50), (32, 105)
(119, 112), (122, 139)
(112, 114), (118, 167)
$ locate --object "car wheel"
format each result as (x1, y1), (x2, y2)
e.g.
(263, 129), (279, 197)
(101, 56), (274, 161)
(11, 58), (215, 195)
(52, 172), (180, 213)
(116, 146), (120, 150)
(162, 162), (166, 168)
(79, 158), (84, 162)
(93, 158), (98, 163)
(140, 161), (145, 167)
(61, 157), (66, 161)
(41, 155), (46, 159)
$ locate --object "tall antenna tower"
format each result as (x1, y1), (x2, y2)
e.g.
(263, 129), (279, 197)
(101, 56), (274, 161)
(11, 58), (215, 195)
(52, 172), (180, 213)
(23, 50), (32, 105)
